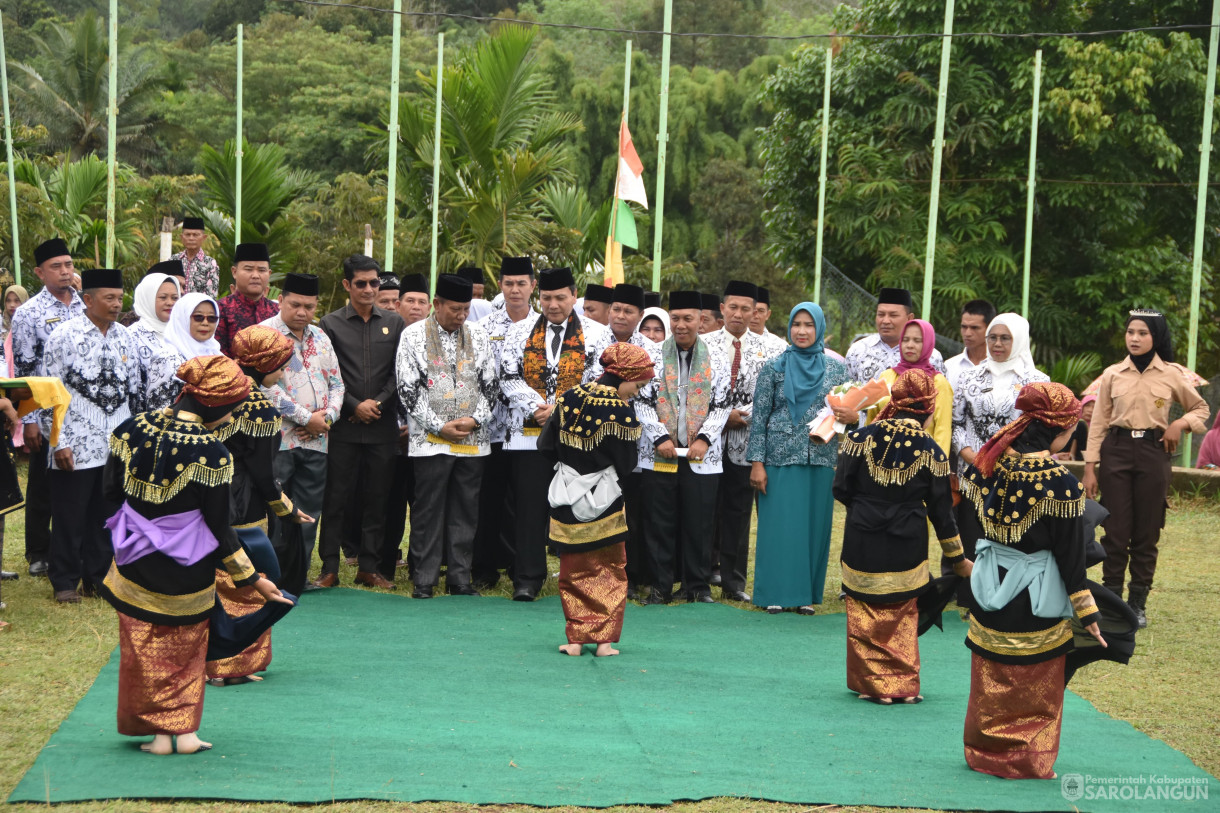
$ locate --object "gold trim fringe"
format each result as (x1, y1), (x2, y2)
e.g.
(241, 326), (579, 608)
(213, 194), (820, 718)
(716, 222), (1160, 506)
(110, 423), (234, 506)
(838, 430), (950, 487)
(559, 421), (643, 451)
(959, 477), (1084, 545)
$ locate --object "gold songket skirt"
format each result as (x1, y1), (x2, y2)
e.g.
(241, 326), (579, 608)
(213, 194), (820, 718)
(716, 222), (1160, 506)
(205, 569), (271, 680)
(117, 612), (208, 736)
(964, 652), (1066, 779)
(558, 542), (627, 644)
(845, 596), (921, 700)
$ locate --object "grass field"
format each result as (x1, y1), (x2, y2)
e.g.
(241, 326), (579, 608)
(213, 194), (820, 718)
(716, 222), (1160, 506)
(2, 462), (1217, 813)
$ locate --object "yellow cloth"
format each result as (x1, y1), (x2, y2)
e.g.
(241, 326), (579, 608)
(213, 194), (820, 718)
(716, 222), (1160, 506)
(1, 377), (72, 446)
(866, 368), (953, 456)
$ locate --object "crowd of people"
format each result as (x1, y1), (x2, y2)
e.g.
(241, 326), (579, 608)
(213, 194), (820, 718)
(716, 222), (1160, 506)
(0, 222), (1205, 778)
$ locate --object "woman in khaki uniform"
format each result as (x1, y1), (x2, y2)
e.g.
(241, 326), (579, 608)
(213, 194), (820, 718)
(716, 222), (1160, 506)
(1082, 309), (1209, 628)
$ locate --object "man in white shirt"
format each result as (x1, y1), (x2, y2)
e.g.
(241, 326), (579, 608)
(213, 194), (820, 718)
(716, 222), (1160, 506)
(748, 286), (788, 360)
(844, 287), (945, 382)
(943, 299), (995, 390)
(459, 266), (495, 322)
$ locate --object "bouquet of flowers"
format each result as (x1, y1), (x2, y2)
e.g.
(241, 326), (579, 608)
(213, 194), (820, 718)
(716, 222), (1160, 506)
(808, 378), (891, 444)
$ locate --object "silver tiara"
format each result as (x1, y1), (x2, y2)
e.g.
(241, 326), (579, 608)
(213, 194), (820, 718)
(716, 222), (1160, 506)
(1129, 309), (1162, 317)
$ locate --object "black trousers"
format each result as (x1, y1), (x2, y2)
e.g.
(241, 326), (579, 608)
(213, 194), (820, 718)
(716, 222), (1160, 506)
(48, 467), (116, 593)
(24, 439), (52, 564)
(1099, 431), (1171, 594)
(507, 450), (552, 592)
(622, 471), (644, 588)
(409, 455), (483, 588)
(714, 461), (753, 594)
(379, 454), (415, 580)
(472, 443), (514, 584)
(640, 461), (720, 597)
(319, 439), (396, 576)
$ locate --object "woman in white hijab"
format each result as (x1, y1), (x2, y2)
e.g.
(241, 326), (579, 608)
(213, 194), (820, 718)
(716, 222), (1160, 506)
(129, 272), (184, 412)
(165, 292), (223, 362)
(638, 306), (671, 343)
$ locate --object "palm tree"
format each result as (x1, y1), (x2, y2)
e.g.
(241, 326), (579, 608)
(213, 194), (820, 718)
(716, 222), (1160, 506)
(10, 10), (166, 164)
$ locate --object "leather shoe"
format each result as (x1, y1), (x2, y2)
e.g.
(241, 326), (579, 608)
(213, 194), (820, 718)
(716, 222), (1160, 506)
(354, 571), (396, 590)
(689, 592), (715, 604)
(512, 586), (537, 602)
(54, 589), (81, 604)
(448, 584), (480, 596)
(412, 585), (434, 599)
(310, 572), (339, 589)
(29, 560), (48, 577)
(1, 570), (18, 581)
(643, 588), (671, 606)
(722, 589), (750, 602)
(709, 569), (722, 586)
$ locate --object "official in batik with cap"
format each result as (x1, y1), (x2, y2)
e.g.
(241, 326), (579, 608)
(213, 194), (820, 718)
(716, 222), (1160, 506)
(581, 283), (614, 326)
(216, 242), (279, 357)
(172, 216), (220, 297)
(396, 273), (498, 598)
(43, 267), (142, 603)
(845, 287), (944, 383)
(10, 237), (85, 577)
(499, 267), (613, 601)
(699, 293), (722, 335)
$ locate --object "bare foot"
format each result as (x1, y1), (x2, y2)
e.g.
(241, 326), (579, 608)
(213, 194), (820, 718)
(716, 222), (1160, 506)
(902, 695), (924, 704)
(594, 643), (619, 657)
(857, 693), (892, 705)
(558, 643), (583, 656)
(140, 734), (173, 755)
(175, 732), (213, 754)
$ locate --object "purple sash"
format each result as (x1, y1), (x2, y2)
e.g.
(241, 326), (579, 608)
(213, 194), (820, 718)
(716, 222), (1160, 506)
(107, 502), (220, 567)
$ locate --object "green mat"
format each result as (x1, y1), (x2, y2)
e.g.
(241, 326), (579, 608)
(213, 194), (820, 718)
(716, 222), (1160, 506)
(9, 589), (1216, 810)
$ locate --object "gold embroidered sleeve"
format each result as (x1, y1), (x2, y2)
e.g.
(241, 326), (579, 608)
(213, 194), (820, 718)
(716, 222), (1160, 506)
(269, 493), (295, 518)
(222, 549), (257, 583)
(1070, 588), (1099, 622)
(939, 534), (964, 561)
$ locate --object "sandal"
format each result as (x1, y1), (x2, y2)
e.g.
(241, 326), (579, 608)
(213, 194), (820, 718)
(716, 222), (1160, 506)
(796, 605), (816, 615)
(766, 606), (783, 615)
(902, 695), (924, 704)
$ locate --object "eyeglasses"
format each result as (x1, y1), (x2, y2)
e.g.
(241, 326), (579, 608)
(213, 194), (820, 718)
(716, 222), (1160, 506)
(351, 278), (382, 290)
(191, 314), (220, 324)
(986, 334), (1013, 344)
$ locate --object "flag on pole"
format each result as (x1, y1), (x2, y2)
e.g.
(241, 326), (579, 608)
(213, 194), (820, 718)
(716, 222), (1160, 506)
(605, 117), (648, 285)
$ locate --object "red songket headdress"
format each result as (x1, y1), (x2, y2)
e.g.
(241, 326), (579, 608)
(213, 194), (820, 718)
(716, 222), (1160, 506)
(877, 368), (937, 421)
(974, 382), (1081, 476)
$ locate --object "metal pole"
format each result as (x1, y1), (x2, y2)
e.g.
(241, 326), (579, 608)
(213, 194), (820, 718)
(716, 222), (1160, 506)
(622, 40), (632, 119)
(1185, 0), (1220, 464)
(650, 0), (672, 293)
(921, 0), (955, 321)
(1021, 49), (1043, 319)
(384, 0), (402, 271)
(813, 46), (832, 303)
(235, 24), (244, 247)
(428, 32), (444, 296)
(0, 11), (21, 284)
(104, 0), (117, 268)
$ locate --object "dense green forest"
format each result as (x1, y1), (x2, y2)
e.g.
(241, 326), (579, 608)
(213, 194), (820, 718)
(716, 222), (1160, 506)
(0, 0), (1216, 371)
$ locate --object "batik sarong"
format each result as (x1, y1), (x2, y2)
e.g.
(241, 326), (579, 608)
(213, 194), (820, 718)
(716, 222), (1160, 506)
(558, 542), (627, 644)
(845, 596), (921, 699)
(964, 652), (1066, 779)
(117, 612), (208, 736)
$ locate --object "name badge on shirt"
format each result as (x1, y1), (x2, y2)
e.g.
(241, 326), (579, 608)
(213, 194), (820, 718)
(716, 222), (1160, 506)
(45, 317), (61, 326)
(382, 326), (389, 335)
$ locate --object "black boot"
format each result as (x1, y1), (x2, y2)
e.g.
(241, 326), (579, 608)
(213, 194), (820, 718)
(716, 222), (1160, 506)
(1128, 586), (1149, 630)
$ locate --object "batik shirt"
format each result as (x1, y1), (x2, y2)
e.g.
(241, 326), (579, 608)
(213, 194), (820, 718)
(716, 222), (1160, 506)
(216, 293), (280, 357)
(951, 365), (1050, 475)
(754, 328), (788, 361)
(845, 333), (945, 382)
(127, 321), (183, 413)
(261, 314), (345, 454)
(634, 337), (732, 474)
(10, 288), (85, 436)
(703, 327), (770, 467)
(44, 316), (141, 470)
(480, 306), (539, 443)
(171, 249), (220, 298)
(746, 357), (850, 469)
(499, 314), (612, 451)
(396, 316), (497, 458)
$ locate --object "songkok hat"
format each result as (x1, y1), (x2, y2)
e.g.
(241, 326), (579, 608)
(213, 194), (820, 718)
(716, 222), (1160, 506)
(878, 287), (914, 310)
(643, 291), (662, 308)
(177, 355), (251, 407)
(233, 243), (270, 264)
(669, 290), (702, 311)
(81, 268), (123, 290)
(435, 273), (473, 303)
(584, 283), (614, 304)
(181, 217), (206, 231)
(231, 325), (294, 374)
(499, 256), (533, 278)
(723, 280), (758, 300)
(538, 267), (575, 291)
(401, 273), (429, 294)
(974, 382), (1082, 477)
(612, 283), (645, 309)
(601, 342), (655, 383)
(756, 286), (771, 306)
(379, 273), (401, 292)
(281, 272), (319, 297)
(146, 259), (185, 279)
(34, 238), (70, 266)
(877, 369), (937, 422)
(701, 293), (721, 311)
(458, 266), (485, 285)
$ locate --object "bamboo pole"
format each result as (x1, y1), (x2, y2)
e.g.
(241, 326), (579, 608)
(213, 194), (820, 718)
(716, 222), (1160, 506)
(1185, 0), (1220, 464)
(650, 0), (672, 293)
(813, 46), (832, 303)
(428, 32), (444, 297)
(104, 0), (117, 268)
(1021, 49), (1043, 319)
(384, 0), (402, 271)
(235, 24), (244, 247)
(0, 11), (20, 284)
(622, 40), (632, 118)
(921, 0), (955, 321)
(607, 42), (631, 267)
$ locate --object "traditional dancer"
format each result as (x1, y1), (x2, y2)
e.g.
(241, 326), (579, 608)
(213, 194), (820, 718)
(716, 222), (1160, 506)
(538, 343), (652, 657)
(834, 369), (970, 704)
(98, 355), (293, 755)
(958, 382), (1105, 779)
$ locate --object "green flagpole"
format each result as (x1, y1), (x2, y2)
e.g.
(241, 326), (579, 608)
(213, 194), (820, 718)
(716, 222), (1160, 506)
(428, 32), (444, 297)
(104, 0), (117, 268)
(384, 0), (402, 271)
(1185, 0), (1220, 464)
(813, 46), (832, 303)
(1021, 48), (1043, 319)
(921, 0), (955, 321)
(622, 40), (632, 118)
(0, 11), (20, 284)
(235, 24), (244, 248)
(650, 0), (672, 293)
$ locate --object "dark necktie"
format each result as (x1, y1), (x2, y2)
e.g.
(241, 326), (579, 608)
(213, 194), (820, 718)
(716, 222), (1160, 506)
(551, 324), (563, 357)
(730, 338), (742, 390)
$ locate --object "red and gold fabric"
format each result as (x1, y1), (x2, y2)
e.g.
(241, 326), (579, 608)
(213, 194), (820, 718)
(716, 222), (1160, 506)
(964, 652), (1066, 779)
(845, 596), (921, 700)
(205, 569), (271, 680)
(558, 542), (628, 644)
(117, 613), (208, 736)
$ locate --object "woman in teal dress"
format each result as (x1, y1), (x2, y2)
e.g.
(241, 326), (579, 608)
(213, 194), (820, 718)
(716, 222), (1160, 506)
(748, 303), (852, 614)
